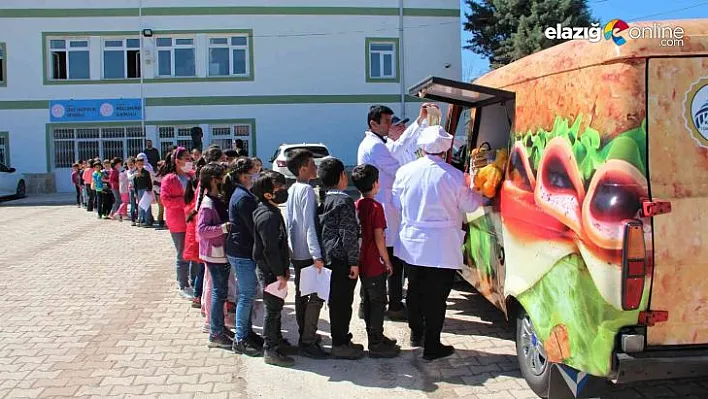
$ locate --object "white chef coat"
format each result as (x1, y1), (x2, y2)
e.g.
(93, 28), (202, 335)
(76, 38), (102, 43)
(357, 131), (401, 247)
(391, 155), (482, 269)
(386, 120), (427, 166)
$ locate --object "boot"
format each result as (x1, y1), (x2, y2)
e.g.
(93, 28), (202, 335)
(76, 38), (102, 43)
(368, 334), (400, 358)
(331, 341), (365, 360)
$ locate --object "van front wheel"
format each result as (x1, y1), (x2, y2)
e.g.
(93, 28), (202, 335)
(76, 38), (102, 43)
(516, 308), (551, 398)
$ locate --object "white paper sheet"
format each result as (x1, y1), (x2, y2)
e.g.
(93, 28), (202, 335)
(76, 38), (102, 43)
(298, 265), (331, 302)
(139, 191), (153, 212)
(264, 281), (288, 299)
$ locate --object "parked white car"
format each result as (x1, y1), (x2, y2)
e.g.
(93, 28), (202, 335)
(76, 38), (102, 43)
(270, 143), (332, 184)
(0, 162), (26, 198)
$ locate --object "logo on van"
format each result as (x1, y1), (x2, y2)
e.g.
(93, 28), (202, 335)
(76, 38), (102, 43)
(604, 19), (629, 45)
(684, 77), (708, 148)
(544, 20), (685, 47)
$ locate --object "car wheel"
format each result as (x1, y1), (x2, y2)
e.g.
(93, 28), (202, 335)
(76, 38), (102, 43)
(516, 308), (551, 398)
(16, 180), (26, 198)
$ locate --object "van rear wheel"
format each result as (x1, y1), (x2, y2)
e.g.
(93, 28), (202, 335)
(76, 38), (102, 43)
(516, 308), (551, 398)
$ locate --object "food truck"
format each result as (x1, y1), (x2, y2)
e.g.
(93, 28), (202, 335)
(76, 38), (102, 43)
(409, 19), (708, 398)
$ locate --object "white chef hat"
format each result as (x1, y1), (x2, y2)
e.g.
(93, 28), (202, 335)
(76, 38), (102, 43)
(417, 125), (453, 154)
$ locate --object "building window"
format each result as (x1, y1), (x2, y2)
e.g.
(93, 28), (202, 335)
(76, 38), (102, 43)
(103, 38), (141, 79)
(208, 36), (250, 77)
(52, 126), (145, 168)
(210, 124), (253, 154)
(157, 126), (194, 155)
(0, 132), (9, 165)
(49, 39), (90, 80)
(156, 37), (196, 77)
(366, 38), (399, 82)
(0, 43), (5, 86)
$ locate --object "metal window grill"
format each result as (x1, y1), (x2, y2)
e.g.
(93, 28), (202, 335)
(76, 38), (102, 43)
(126, 127), (145, 138)
(78, 141), (100, 162)
(235, 124), (250, 136)
(212, 127), (231, 136)
(127, 139), (144, 158)
(102, 127), (125, 138)
(159, 126), (175, 138)
(0, 136), (6, 165)
(103, 140), (125, 160)
(54, 140), (75, 168)
(76, 128), (100, 139)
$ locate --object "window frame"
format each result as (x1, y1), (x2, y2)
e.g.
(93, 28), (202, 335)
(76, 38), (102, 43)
(365, 37), (400, 83)
(156, 36), (197, 78)
(47, 37), (91, 81)
(0, 43), (6, 87)
(101, 37), (141, 80)
(50, 125), (145, 169)
(0, 131), (10, 166)
(207, 34), (251, 78)
(209, 123), (253, 154)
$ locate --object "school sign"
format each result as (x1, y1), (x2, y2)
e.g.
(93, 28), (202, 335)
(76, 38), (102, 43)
(49, 98), (143, 122)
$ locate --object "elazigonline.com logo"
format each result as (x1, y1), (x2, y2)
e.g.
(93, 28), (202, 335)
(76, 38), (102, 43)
(544, 19), (685, 47)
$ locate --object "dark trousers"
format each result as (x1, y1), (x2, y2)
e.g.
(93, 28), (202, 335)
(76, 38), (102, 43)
(191, 262), (205, 298)
(96, 190), (104, 216)
(328, 259), (356, 346)
(361, 273), (388, 342)
(74, 186), (82, 206)
(387, 247), (406, 311)
(257, 268), (285, 350)
(293, 259), (323, 345)
(406, 264), (456, 353)
(207, 262), (231, 338)
(102, 190), (113, 216)
(87, 189), (96, 212)
(129, 189), (138, 222)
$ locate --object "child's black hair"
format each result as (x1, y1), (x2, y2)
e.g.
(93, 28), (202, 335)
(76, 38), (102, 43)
(72, 163), (80, 168)
(251, 170), (286, 203)
(223, 149), (239, 159)
(203, 146), (224, 163)
(286, 149), (313, 177)
(92, 161), (102, 168)
(195, 162), (226, 213)
(184, 157), (209, 223)
(351, 164), (379, 194)
(110, 157), (123, 168)
(318, 157), (345, 189)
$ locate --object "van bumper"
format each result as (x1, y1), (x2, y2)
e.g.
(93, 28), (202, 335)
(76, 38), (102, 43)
(614, 348), (708, 384)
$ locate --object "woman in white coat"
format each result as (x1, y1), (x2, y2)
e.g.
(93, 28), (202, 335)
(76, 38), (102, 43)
(391, 125), (482, 360)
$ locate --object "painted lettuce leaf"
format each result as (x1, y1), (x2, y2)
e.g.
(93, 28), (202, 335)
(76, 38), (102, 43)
(517, 254), (642, 376)
(517, 116), (648, 183)
(465, 214), (495, 278)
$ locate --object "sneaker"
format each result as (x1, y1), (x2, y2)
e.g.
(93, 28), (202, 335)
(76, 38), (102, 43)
(382, 335), (398, 346)
(264, 349), (295, 368)
(248, 331), (265, 348)
(331, 342), (365, 360)
(368, 342), (401, 358)
(201, 324), (210, 333)
(179, 287), (194, 299)
(131, 221), (137, 226)
(423, 344), (455, 361)
(207, 334), (232, 350)
(223, 328), (235, 341)
(299, 342), (328, 359)
(191, 297), (201, 309)
(233, 339), (264, 357)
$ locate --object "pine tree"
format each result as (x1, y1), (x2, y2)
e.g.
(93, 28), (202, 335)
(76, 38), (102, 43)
(463, 0), (597, 69)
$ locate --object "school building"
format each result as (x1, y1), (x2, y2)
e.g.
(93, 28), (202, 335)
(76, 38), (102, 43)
(0, 0), (462, 193)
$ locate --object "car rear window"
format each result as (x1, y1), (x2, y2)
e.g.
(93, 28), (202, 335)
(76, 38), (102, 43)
(284, 146), (329, 158)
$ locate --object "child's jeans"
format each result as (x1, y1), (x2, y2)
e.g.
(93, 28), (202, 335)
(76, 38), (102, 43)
(118, 192), (129, 216)
(328, 258), (357, 347)
(110, 189), (122, 216)
(137, 189), (154, 225)
(129, 189), (137, 222)
(191, 262), (205, 298)
(206, 262), (231, 338)
(96, 190), (104, 217)
(228, 256), (258, 342)
(82, 185), (89, 206)
(361, 273), (388, 342)
(74, 186), (82, 206)
(202, 265), (237, 331)
(169, 232), (191, 290)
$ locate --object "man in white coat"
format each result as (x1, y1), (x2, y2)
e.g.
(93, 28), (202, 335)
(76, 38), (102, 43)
(357, 104), (432, 320)
(391, 125), (482, 361)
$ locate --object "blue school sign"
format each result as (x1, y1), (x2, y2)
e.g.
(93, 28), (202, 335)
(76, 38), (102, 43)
(49, 98), (143, 122)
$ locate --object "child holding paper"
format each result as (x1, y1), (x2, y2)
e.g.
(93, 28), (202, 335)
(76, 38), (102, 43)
(252, 171), (296, 367)
(285, 149), (327, 359)
(352, 164), (401, 358)
(317, 158), (365, 360)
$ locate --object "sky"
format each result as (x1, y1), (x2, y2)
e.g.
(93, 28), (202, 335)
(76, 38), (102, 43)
(458, 0), (708, 80)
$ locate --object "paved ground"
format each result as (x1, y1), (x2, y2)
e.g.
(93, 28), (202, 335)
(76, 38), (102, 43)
(1, 204), (707, 398)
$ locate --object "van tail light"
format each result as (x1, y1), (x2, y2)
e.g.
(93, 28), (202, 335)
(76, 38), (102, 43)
(621, 220), (647, 310)
(276, 160), (287, 168)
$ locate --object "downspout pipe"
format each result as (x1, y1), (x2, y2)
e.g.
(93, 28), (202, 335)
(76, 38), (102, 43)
(399, 0), (405, 117)
(139, 0), (145, 136)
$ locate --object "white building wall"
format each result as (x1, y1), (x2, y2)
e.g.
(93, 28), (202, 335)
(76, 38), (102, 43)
(0, 0), (461, 192)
